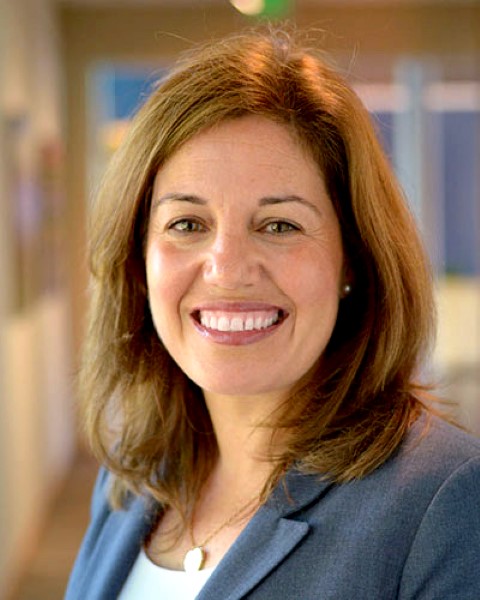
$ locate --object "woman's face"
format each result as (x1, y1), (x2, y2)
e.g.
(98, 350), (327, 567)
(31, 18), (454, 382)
(146, 115), (345, 400)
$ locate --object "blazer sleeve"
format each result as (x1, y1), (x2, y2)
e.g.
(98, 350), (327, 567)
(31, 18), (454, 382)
(399, 455), (480, 599)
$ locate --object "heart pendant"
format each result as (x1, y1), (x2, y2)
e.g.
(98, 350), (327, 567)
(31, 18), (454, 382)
(183, 546), (205, 572)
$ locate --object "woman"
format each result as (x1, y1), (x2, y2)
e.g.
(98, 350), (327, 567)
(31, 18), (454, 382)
(66, 28), (480, 599)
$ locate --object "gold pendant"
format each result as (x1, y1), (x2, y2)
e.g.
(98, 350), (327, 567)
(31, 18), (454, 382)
(183, 546), (205, 572)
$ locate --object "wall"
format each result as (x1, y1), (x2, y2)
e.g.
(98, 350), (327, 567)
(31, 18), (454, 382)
(0, 0), (75, 595)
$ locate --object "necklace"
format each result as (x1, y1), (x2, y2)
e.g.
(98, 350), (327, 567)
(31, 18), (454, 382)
(183, 495), (259, 572)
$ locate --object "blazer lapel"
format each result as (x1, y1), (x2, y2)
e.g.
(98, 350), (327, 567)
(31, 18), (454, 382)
(197, 471), (333, 600)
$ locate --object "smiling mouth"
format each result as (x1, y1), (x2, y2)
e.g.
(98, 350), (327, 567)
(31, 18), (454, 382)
(192, 309), (286, 333)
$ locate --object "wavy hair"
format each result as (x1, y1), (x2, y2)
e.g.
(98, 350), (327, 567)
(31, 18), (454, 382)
(80, 27), (435, 514)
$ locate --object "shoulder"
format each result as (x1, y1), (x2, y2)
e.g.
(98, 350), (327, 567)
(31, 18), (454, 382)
(392, 412), (480, 485)
(354, 412), (480, 516)
(279, 413), (480, 531)
(406, 411), (480, 459)
(393, 414), (480, 598)
(295, 415), (480, 596)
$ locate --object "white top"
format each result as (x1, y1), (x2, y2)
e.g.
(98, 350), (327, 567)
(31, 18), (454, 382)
(118, 548), (214, 600)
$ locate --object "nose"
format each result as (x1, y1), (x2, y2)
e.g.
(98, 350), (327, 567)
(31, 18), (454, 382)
(202, 229), (260, 289)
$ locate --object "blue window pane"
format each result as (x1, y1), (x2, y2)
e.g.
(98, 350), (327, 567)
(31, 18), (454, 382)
(113, 68), (161, 120)
(443, 112), (480, 276)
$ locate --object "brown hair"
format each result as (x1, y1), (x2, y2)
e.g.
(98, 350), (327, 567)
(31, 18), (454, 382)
(80, 27), (435, 514)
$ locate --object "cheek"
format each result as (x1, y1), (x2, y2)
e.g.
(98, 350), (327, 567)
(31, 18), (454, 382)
(146, 243), (192, 316)
(276, 244), (343, 309)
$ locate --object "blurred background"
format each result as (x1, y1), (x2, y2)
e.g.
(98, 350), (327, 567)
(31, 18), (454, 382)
(0, 0), (478, 598)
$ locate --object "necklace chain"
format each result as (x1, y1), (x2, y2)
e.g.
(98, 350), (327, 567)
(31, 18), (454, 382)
(183, 495), (259, 572)
(190, 494), (259, 548)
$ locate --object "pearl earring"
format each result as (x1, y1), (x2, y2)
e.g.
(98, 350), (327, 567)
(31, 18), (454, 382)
(343, 283), (352, 296)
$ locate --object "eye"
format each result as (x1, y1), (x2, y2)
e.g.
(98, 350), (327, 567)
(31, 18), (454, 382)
(168, 218), (206, 234)
(262, 220), (301, 234)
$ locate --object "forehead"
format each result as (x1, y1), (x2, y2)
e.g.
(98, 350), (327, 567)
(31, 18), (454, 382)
(152, 115), (324, 193)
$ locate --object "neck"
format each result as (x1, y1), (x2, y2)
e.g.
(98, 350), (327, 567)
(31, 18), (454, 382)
(202, 390), (288, 491)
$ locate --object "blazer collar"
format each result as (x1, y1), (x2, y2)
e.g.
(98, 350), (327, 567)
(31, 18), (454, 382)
(197, 469), (334, 600)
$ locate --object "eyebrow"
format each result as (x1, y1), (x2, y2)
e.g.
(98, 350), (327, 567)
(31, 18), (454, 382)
(258, 195), (323, 217)
(152, 192), (322, 217)
(152, 192), (207, 210)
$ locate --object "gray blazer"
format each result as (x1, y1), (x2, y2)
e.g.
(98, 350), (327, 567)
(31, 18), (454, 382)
(65, 415), (480, 599)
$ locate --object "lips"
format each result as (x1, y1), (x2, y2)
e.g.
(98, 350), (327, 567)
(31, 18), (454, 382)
(190, 303), (287, 345)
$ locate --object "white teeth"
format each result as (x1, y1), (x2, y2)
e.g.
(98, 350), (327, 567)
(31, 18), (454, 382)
(198, 310), (281, 332)
(217, 316), (229, 331)
(231, 317), (244, 332)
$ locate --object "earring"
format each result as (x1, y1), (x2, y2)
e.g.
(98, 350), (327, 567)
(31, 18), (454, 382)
(342, 283), (352, 296)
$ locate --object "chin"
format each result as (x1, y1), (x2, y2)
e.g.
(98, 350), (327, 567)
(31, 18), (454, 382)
(198, 377), (291, 401)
